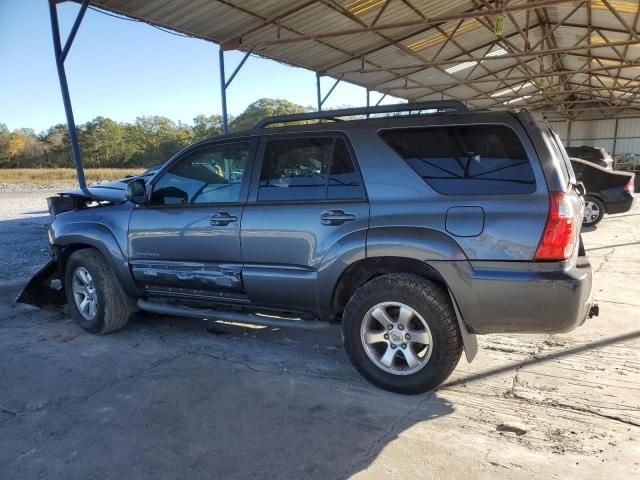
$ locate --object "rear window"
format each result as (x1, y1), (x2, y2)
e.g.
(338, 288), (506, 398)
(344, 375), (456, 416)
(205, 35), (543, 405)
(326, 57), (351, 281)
(380, 125), (536, 195)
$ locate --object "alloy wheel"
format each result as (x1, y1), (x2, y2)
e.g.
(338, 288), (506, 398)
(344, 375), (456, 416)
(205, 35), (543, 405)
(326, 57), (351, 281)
(72, 266), (98, 321)
(360, 301), (433, 375)
(583, 200), (601, 224)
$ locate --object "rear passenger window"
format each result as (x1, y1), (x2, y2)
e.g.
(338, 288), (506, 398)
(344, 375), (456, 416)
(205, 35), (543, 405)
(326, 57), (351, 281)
(328, 139), (362, 200)
(258, 137), (363, 201)
(380, 125), (536, 195)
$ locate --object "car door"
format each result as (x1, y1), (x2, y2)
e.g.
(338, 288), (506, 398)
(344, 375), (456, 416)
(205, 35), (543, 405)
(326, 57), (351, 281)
(240, 133), (369, 313)
(128, 138), (256, 301)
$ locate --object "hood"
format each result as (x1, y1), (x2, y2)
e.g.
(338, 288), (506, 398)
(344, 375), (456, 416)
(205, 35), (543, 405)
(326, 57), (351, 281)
(61, 175), (142, 203)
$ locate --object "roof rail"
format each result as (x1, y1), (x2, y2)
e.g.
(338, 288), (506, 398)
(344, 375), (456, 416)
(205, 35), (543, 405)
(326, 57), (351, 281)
(254, 100), (467, 129)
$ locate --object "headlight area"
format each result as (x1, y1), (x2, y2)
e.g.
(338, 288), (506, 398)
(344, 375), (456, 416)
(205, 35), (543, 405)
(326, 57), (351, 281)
(47, 194), (84, 219)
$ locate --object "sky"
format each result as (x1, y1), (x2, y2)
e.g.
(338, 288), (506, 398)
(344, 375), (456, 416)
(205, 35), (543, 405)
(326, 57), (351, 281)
(0, 0), (398, 133)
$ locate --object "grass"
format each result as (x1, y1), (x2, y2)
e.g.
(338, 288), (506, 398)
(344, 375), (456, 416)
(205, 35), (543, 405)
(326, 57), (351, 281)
(0, 168), (144, 184)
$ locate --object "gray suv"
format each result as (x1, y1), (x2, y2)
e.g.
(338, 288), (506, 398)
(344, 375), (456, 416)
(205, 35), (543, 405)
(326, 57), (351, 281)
(20, 101), (597, 394)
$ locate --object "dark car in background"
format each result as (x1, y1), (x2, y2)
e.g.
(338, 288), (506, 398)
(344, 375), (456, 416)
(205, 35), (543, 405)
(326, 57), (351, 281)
(570, 157), (635, 226)
(566, 145), (614, 169)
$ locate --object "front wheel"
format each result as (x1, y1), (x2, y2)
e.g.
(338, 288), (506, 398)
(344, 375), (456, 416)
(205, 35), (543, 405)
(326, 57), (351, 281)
(65, 249), (131, 334)
(342, 274), (462, 394)
(583, 196), (605, 226)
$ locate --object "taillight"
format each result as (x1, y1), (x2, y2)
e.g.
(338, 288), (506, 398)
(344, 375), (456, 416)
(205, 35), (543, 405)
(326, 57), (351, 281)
(624, 175), (635, 195)
(535, 192), (576, 261)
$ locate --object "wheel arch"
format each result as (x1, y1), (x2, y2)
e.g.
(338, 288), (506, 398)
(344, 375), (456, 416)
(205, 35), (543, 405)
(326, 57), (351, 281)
(330, 257), (448, 319)
(329, 257), (478, 362)
(52, 223), (142, 300)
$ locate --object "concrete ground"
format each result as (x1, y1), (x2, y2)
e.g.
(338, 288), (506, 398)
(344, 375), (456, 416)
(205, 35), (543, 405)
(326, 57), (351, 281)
(0, 190), (638, 479)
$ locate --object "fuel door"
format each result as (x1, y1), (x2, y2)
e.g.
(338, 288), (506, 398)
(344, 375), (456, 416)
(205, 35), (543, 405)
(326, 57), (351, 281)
(445, 206), (485, 237)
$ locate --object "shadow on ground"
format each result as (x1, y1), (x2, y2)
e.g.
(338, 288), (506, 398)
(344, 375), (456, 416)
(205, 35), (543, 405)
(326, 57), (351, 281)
(1, 275), (455, 479)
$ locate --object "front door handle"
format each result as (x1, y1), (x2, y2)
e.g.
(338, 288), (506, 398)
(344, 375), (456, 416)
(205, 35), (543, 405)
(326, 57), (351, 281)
(209, 212), (238, 226)
(320, 210), (355, 226)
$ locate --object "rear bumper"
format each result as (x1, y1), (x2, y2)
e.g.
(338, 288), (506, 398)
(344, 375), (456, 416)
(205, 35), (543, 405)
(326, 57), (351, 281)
(606, 193), (635, 215)
(435, 256), (593, 335)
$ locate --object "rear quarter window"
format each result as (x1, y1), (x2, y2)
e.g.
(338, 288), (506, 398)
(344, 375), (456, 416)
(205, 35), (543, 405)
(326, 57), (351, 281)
(547, 128), (575, 186)
(380, 125), (536, 195)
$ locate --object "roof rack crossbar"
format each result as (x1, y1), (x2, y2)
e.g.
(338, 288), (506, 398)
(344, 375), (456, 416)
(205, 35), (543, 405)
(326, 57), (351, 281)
(254, 100), (467, 128)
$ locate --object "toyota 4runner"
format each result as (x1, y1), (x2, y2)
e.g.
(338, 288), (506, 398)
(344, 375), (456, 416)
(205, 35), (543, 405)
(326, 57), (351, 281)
(19, 101), (597, 394)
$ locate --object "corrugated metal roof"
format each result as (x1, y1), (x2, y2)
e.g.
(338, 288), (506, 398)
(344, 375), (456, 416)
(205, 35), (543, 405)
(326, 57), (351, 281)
(87, 0), (640, 119)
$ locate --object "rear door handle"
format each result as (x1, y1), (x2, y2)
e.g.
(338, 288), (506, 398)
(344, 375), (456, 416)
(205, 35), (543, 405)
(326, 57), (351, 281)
(320, 210), (355, 225)
(209, 212), (238, 226)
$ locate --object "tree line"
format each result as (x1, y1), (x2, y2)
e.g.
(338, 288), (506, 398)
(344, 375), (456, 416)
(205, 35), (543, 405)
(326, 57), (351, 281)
(0, 98), (308, 169)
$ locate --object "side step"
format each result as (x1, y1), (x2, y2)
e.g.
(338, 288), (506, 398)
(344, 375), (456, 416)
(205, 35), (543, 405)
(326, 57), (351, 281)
(137, 299), (329, 331)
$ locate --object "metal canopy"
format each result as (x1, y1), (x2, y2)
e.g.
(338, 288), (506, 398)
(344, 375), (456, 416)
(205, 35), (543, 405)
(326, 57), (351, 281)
(83, 0), (640, 121)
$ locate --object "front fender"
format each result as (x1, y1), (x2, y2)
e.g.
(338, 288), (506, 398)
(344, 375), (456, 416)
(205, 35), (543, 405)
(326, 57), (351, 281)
(52, 221), (141, 299)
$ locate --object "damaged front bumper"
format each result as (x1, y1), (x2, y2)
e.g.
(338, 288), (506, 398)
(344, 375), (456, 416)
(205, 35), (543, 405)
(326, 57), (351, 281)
(16, 258), (66, 307)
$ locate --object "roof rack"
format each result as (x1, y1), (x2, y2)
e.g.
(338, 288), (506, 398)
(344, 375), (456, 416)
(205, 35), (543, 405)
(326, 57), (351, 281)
(254, 100), (467, 129)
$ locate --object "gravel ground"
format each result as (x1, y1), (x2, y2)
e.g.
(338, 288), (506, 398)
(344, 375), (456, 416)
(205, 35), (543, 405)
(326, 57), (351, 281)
(0, 190), (55, 280)
(0, 191), (638, 479)
(0, 183), (77, 192)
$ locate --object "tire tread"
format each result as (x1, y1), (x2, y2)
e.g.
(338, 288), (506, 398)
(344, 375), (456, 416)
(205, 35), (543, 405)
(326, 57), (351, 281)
(66, 249), (130, 334)
(342, 273), (462, 394)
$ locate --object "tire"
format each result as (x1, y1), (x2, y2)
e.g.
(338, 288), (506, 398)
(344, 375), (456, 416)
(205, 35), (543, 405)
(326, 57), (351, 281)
(582, 196), (605, 227)
(64, 248), (131, 334)
(342, 274), (462, 394)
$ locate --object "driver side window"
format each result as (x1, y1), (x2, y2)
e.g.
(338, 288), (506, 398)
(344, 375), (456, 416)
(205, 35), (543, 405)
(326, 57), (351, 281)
(151, 141), (250, 205)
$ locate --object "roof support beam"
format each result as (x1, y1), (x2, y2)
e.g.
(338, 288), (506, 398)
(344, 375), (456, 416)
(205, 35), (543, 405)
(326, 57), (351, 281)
(218, 0), (440, 104)
(221, 0), (319, 48)
(476, 83), (640, 101)
(336, 38), (640, 73)
(316, 74), (343, 111)
(614, 1), (640, 102)
(521, 97), (640, 108)
(529, 0), (585, 52)
(49, 0), (90, 192)
(376, 61), (640, 90)
(241, 0), (576, 48)
(601, 0), (640, 41)
(531, 104), (640, 113)
(219, 47), (253, 133)
(321, 10), (536, 74)
(59, 0), (90, 63)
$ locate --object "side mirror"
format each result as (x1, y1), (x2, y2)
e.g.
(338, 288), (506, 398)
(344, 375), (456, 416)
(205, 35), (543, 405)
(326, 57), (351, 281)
(126, 178), (147, 204)
(575, 181), (586, 197)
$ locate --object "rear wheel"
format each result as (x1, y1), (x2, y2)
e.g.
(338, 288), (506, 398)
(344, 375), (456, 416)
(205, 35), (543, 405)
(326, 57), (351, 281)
(65, 249), (131, 334)
(583, 196), (605, 226)
(342, 274), (462, 394)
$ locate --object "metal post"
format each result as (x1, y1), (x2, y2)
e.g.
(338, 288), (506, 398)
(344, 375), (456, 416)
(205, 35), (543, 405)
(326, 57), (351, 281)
(366, 89), (370, 119)
(316, 74), (343, 112)
(612, 118), (619, 157)
(375, 92), (388, 106)
(49, 0), (90, 191)
(219, 47), (252, 134)
(316, 74), (322, 112)
(219, 47), (229, 134)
